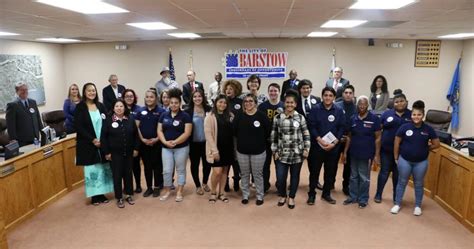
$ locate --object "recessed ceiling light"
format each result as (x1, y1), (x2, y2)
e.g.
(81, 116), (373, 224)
(36, 0), (129, 14)
(168, 33), (201, 39)
(307, 32), (338, 37)
(36, 38), (81, 43)
(321, 20), (368, 28)
(350, 0), (416, 10)
(438, 33), (474, 39)
(0, 31), (19, 36)
(127, 22), (176, 30)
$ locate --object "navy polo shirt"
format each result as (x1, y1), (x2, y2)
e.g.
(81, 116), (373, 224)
(129, 104), (142, 119)
(307, 103), (345, 152)
(349, 112), (381, 160)
(159, 110), (192, 148)
(258, 100), (284, 124)
(381, 109), (412, 152)
(396, 122), (438, 162)
(136, 105), (165, 139)
(335, 100), (356, 133)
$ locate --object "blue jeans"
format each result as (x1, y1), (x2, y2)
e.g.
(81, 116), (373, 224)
(276, 161), (303, 198)
(375, 150), (398, 201)
(395, 156), (428, 207)
(162, 146), (189, 187)
(349, 158), (371, 204)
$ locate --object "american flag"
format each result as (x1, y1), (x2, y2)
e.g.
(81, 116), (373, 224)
(169, 50), (176, 80)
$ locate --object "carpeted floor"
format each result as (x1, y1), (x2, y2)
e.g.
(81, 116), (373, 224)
(7, 162), (474, 249)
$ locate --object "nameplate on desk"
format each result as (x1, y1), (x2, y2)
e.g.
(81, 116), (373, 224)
(0, 164), (15, 177)
(43, 146), (54, 158)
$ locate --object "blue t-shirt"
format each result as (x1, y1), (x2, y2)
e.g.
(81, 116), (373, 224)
(136, 105), (165, 139)
(159, 110), (192, 148)
(307, 103), (345, 152)
(258, 100), (284, 124)
(396, 122), (438, 162)
(349, 112), (381, 160)
(380, 108), (412, 152)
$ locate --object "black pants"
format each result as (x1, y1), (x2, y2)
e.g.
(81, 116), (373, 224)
(140, 143), (163, 189)
(262, 145), (273, 191)
(189, 141), (211, 188)
(307, 145), (318, 193)
(309, 147), (339, 197)
(111, 152), (133, 199)
(132, 153), (141, 189)
(334, 142), (351, 191)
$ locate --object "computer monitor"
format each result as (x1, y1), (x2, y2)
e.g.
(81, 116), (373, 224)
(435, 129), (452, 146)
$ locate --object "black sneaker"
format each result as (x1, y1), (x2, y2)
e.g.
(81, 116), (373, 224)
(116, 199), (125, 208)
(358, 203), (367, 209)
(125, 196), (135, 205)
(152, 188), (160, 197)
(224, 179), (230, 192)
(321, 195), (336, 204)
(343, 198), (354, 205)
(241, 199), (249, 205)
(256, 199), (264, 206)
(143, 188), (153, 197)
(307, 193), (316, 205)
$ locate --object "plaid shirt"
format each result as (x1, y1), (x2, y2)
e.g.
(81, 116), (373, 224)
(271, 111), (311, 164)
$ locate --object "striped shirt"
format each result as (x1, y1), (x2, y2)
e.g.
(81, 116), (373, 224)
(271, 111), (311, 164)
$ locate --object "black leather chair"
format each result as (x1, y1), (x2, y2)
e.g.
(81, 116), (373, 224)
(41, 110), (66, 135)
(0, 118), (9, 152)
(424, 109), (452, 132)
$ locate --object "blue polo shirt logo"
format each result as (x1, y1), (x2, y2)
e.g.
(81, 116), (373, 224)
(328, 115), (335, 122)
(406, 130), (413, 136)
(421, 131), (429, 136)
(387, 116), (394, 122)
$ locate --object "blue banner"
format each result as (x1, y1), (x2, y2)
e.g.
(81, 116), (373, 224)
(225, 48), (288, 79)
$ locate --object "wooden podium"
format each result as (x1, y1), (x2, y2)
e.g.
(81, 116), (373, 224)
(0, 135), (83, 248)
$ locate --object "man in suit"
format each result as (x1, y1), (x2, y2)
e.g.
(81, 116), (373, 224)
(294, 79), (323, 196)
(155, 66), (179, 98)
(280, 69), (299, 101)
(102, 74), (126, 112)
(6, 82), (43, 147)
(325, 66), (350, 101)
(182, 70), (204, 105)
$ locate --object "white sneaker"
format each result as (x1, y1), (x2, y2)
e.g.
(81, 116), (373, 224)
(413, 207), (422, 216)
(390, 205), (401, 214)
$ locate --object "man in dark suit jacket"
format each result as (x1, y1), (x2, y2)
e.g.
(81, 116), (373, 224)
(325, 66), (350, 101)
(6, 82), (43, 146)
(280, 69), (299, 101)
(102, 74), (126, 112)
(295, 79), (321, 118)
(182, 70), (205, 105)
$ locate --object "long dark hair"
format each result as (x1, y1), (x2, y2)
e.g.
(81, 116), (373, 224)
(212, 94), (232, 122)
(370, 75), (388, 93)
(81, 82), (99, 104)
(111, 99), (131, 117)
(187, 89), (211, 112)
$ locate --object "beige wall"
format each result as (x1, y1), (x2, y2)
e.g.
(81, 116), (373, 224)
(458, 39), (474, 137)
(63, 38), (471, 136)
(0, 39), (65, 118)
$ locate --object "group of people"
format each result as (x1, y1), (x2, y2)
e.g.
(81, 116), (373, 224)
(5, 66), (440, 216)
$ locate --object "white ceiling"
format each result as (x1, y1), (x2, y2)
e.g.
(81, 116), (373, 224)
(0, 0), (473, 42)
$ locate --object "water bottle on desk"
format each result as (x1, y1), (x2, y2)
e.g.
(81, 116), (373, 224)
(33, 138), (40, 148)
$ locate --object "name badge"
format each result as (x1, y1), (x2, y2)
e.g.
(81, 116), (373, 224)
(112, 122), (119, 128)
(101, 113), (106, 119)
(234, 104), (241, 110)
(29, 108), (35, 114)
(387, 116), (394, 122)
(173, 120), (180, 126)
(141, 110), (148, 115)
(328, 115), (335, 122)
(277, 107), (284, 113)
(293, 121), (300, 128)
(406, 130), (413, 136)
(254, 120), (260, 127)
(311, 98), (317, 104)
(117, 93), (122, 98)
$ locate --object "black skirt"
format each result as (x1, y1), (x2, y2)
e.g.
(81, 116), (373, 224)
(212, 114), (234, 167)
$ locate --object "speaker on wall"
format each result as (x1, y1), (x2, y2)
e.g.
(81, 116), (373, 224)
(368, 38), (375, 46)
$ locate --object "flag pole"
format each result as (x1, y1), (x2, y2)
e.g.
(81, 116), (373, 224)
(189, 49), (194, 70)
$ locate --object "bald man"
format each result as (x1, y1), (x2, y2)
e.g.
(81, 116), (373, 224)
(325, 67), (350, 101)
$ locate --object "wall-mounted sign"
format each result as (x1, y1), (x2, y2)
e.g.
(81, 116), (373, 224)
(415, 40), (441, 68)
(225, 48), (288, 78)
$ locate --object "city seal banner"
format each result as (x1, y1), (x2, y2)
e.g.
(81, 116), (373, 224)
(225, 48), (288, 79)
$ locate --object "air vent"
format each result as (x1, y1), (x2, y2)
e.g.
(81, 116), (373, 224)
(70, 37), (103, 41)
(360, 21), (407, 28)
